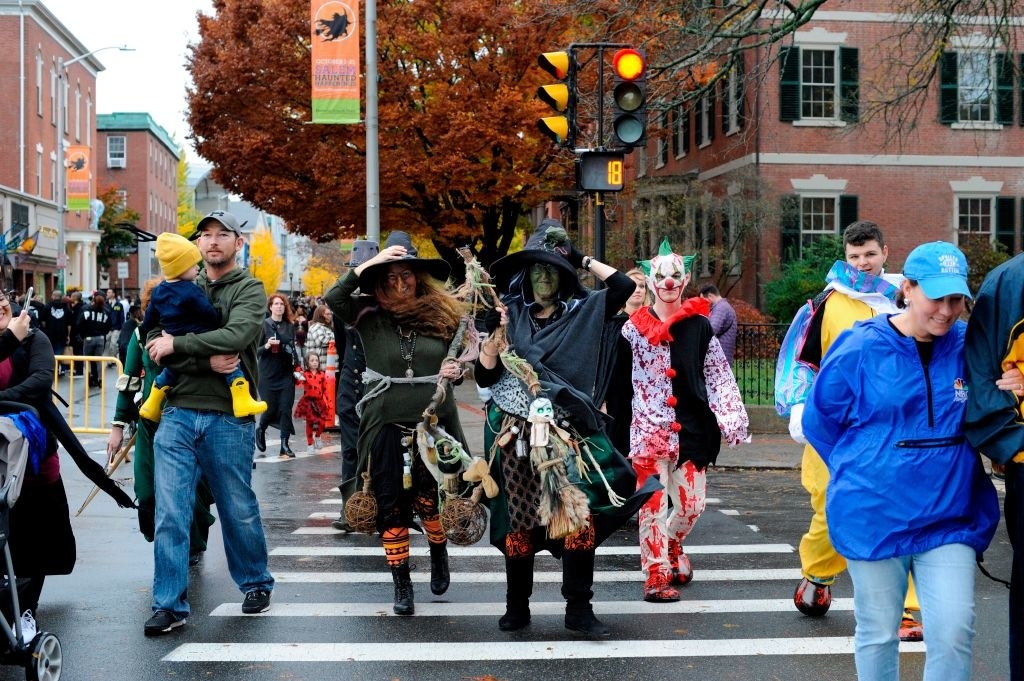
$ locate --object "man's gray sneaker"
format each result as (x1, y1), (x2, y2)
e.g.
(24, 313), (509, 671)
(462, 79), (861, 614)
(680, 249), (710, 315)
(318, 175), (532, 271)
(144, 610), (186, 636)
(242, 589), (271, 614)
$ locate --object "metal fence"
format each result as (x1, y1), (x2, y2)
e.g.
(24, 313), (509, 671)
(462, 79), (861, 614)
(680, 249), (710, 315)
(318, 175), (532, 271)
(733, 323), (788, 406)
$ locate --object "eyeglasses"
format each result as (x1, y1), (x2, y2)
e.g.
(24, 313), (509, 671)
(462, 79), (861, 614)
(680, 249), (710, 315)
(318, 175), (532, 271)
(386, 270), (416, 284)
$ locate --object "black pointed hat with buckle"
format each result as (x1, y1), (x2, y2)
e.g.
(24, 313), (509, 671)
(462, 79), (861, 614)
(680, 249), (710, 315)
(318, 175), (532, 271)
(489, 219), (587, 299)
(356, 231), (451, 290)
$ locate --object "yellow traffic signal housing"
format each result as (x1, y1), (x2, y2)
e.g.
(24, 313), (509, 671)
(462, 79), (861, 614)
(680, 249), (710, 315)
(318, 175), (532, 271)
(537, 50), (577, 146)
(611, 48), (648, 148)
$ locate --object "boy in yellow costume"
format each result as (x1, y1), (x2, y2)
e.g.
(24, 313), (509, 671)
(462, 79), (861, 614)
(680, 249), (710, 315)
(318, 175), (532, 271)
(776, 221), (923, 641)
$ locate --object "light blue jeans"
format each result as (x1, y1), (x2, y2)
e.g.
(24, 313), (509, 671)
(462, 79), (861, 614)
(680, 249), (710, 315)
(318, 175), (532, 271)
(152, 407), (274, 617)
(846, 543), (977, 681)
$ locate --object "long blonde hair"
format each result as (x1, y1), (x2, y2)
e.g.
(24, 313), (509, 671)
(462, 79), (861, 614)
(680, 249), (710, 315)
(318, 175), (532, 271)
(373, 269), (465, 339)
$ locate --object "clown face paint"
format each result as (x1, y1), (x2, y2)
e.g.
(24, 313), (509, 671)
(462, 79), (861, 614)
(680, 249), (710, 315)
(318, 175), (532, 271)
(648, 253), (690, 304)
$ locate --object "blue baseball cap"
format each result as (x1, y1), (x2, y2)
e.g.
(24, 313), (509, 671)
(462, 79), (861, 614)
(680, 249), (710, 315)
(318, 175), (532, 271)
(903, 241), (972, 300)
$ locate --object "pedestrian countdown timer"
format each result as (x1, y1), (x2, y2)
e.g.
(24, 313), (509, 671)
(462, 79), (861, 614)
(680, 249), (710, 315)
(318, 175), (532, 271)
(577, 151), (625, 192)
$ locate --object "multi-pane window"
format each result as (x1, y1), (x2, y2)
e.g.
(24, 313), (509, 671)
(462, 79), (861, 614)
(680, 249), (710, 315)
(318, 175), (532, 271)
(957, 197), (992, 237)
(672, 104), (689, 158)
(940, 51), (1013, 126)
(958, 53), (993, 122)
(779, 45), (858, 123)
(801, 50), (836, 119)
(800, 196), (837, 250)
(656, 110), (669, 167)
(108, 136), (126, 167)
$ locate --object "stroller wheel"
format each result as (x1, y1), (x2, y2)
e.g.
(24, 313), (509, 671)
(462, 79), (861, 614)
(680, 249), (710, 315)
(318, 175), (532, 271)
(26, 631), (61, 681)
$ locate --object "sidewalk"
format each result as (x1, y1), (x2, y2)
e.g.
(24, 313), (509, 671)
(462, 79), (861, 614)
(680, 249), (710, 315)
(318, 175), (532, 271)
(450, 380), (803, 470)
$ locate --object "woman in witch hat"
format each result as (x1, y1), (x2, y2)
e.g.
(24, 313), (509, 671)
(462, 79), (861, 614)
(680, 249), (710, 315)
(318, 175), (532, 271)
(324, 231), (469, 616)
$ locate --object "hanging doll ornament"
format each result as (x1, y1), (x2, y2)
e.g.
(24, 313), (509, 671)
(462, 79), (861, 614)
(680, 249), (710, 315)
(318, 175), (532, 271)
(526, 397), (591, 539)
(527, 397), (554, 447)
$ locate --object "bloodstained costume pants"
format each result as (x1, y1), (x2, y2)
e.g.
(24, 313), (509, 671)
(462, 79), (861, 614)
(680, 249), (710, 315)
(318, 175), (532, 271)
(633, 457), (705, 579)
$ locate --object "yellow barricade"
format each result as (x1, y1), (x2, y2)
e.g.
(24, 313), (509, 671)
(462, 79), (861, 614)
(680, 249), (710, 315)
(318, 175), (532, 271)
(52, 354), (123, 434)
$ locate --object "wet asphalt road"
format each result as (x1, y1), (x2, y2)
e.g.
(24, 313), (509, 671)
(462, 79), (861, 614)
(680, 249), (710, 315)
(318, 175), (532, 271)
(0, 437), (1012, 681)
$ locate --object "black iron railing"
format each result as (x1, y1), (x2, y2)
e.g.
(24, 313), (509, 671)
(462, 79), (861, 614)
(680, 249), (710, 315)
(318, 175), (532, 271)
(733, 323), (788, 406)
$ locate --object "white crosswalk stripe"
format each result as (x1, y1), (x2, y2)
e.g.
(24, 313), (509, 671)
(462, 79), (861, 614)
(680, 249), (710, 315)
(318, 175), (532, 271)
(162, 493), (908, 673)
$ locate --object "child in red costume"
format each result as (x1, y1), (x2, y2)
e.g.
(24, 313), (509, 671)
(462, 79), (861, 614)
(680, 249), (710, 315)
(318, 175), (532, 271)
(294, 352), (330, 452)
(622, 240), (749, 602)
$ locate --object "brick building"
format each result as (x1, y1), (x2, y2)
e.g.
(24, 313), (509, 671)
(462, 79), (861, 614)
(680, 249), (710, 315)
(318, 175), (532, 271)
(96, 112), (180, 299)
(621, 1), (1024, 312)
(0, 0), (101, 295)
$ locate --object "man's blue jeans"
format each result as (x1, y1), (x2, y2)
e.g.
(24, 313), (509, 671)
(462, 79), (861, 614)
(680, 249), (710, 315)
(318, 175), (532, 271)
(152, 407), (273, 616)
(847, 543), (977, 681)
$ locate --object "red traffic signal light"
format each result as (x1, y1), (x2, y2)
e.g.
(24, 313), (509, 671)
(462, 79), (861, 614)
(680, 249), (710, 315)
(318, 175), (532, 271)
(612, 49), (645, 81)
(611, 48), (648, 148)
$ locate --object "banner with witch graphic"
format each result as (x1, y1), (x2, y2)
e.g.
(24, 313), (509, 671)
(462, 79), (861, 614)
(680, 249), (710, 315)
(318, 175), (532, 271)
(311, 0), (361, 124)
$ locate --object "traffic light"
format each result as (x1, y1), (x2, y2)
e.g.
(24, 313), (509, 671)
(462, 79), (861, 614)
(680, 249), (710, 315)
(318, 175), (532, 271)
(611, 48), (647, 148)
(537, 50), (576, 146)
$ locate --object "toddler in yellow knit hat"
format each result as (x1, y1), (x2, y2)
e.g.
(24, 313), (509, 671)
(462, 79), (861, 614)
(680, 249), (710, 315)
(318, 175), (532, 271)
(137, 232), (266, 422)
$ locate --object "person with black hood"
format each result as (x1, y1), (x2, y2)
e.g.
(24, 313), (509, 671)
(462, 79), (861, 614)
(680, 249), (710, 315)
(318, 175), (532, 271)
(474, 218), (657, 638)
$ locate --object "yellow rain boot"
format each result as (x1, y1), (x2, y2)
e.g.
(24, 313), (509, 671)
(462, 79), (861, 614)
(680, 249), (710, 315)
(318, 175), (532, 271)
(139, 385), (170, 423)
(230, 377), (267, 418)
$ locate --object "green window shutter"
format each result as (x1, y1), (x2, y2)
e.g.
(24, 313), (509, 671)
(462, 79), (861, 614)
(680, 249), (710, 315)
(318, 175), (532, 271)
(779, 46), (801, 122)
(996, 53), (1014, 125)
(735, 56), (745, 130)
(940, 52), (958, 124)
(1019, 54), (1024, 126)
(839, 47), (859, 123)
(996, 196), (1015, 252)
(721, 77), (730, 134)
(708, 89), (717, 142)
(780, 194), (800, 263)
(839, 195), (859, 231)
(683, 107), (691, 154)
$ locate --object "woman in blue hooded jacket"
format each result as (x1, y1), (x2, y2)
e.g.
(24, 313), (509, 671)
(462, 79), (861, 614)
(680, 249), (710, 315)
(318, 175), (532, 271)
(802, 241), (999, 681)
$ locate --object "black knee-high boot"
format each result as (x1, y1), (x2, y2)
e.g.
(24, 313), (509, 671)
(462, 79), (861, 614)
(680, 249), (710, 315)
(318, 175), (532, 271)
(562, 549), (609, 638)
(429, 542), (450, 595)
(498, 555), (534, 631)
(390, 561), (414, 616)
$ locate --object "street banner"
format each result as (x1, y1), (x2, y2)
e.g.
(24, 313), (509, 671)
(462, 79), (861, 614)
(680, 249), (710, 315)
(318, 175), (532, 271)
(66, 145), (91, 211)
(311, 0), (361, 124)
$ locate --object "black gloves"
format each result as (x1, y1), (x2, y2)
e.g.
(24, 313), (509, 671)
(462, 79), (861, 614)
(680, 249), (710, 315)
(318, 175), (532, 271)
(565, 242), (586, 269)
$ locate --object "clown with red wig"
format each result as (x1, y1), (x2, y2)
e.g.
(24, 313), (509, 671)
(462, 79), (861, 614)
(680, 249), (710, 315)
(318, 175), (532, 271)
(622, 239), (749, 602)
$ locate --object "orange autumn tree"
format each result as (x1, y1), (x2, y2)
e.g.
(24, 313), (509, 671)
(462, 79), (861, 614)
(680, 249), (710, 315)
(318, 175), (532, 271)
(187, 0), (589, 267)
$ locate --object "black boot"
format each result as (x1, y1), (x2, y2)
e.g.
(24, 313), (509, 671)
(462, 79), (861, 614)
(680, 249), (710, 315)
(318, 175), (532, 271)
(498, 555), (534, 631)
(280, 436), (295, 458)
(390, 561), (414, 616)
(429, 542), (450, 595)
(562, 549), (609, 638)
(255, 426), (266, 453)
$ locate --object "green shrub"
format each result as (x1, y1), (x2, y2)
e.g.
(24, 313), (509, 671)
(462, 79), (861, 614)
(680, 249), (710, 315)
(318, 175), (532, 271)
(763, 236), (844, 322)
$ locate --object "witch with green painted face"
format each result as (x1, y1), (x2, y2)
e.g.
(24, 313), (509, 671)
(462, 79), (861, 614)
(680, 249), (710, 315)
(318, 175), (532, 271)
(475, 219), (658, 638)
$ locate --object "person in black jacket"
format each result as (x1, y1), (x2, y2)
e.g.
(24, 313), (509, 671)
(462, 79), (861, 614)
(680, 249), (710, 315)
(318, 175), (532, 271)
(76, 293), (112, 387)
(44, 290), (71, 376)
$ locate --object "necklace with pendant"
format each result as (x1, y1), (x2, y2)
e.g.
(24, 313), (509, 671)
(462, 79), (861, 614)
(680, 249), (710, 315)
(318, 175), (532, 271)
(396, 325), (417, 378)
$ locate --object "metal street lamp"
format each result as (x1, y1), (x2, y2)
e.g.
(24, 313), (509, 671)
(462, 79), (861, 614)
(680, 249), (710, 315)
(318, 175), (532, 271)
(55, 45), (133, 291)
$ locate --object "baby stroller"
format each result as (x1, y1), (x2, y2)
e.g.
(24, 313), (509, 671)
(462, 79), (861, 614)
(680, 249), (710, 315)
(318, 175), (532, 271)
(0, 402), (62, 680)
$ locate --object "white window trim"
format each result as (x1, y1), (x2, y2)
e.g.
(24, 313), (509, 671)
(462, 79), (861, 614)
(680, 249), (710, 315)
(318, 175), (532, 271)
(673, 104), (687, 160)
(953, 194), (996, 244)
(725, 69), (742, 136)
(791, 174), (848, 193)
(698, 94), (712, 148)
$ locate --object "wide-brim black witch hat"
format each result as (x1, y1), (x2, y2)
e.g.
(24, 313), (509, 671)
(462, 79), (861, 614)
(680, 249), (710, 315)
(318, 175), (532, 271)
(357, 231), (451, 290)
(489, 219), (587, 299)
